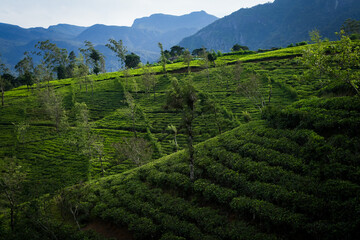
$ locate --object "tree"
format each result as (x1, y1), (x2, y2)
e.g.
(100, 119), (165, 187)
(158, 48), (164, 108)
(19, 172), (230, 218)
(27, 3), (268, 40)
(207, 51), (217, 67)
(89, 135), (105, 176)
(215, 63), (232, 90)
(302, 30), (360, 95)
(71, 102), (91, 150)
(183, 49), (193, 74)
(170, 45), (185, 57)
(0, 157), (27, 232)
(34, 40), (69, 80)
(15, 52), (34, 90)
(38, 88), (68, 131)
(232, 44), (249, 52)
(341, 19), (360, 38)
(237, 74), (267, 111)
(66, 51), (77, 78)
(106, 39), (127, 70)
(125, 92), (140, 138)
(142, 66), (157, 100)
(72, 102), (106, 176)
(0, 56), (9, 106)
(165, 77), (198, 181)
(112, 137), (153, 166)
(158, 42), (167, 73)
(167, 124), (179, 152)
(13, 121), (30, 152)
(192, 48), (205, 56)
(123, 68), (133, 90)
(125, 53), (141, 69)
(199, 93), (223, 134)
(33, 63), (52, 90)
(74, 53), (89, 92)
(233, 61), (244, 85)
(79, 40), (105, 75)
(200, 47), (210, 85)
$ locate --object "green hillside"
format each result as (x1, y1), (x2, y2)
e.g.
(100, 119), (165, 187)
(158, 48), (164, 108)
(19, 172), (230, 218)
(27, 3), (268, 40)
(1, 42), (360, 239)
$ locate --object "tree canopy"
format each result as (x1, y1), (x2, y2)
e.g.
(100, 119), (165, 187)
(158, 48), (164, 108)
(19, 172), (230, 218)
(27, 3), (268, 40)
(125, 53), (141, 69)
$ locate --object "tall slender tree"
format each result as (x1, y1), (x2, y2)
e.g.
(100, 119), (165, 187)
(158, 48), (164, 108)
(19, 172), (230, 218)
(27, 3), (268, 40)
(0, 55), (9, 106)
(106, 39), (127, 70)
(142, 66), (157, 100)
(165, 77), (198, 181)
(158, 42), (167, 73)
(79, 41), (105, 75)
(183, 49), (193, 74)
(15, 52), (34, 90)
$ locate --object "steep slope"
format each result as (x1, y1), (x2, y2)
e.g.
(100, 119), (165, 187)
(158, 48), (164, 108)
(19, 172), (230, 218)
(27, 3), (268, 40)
(1, 42), (360, 239)
(179, 0), (360, 51)
(0, 47), (304, 198)
(63, 95), (360, 239)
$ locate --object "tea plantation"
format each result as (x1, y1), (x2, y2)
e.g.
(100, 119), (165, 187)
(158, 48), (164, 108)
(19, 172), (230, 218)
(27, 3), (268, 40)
(1, 44), (359, 239)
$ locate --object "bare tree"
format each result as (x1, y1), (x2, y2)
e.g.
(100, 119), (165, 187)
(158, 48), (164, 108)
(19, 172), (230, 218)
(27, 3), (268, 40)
(142, 66), (157, 100)
(237, 74), (266, 112)
(125, 92), (141, 138)
(183, 49), (193, 74)
(112, 137), (153, 166)
(38, 88), (68, 131)
(158, 42), (167, 73)
(200, 47), (210, 85)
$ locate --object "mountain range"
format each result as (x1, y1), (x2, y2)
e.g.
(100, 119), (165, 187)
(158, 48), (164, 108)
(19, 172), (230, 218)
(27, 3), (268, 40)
(1, 0), (360, 73)
(180, 0), (360, 52)
(0, 11), (218, 72)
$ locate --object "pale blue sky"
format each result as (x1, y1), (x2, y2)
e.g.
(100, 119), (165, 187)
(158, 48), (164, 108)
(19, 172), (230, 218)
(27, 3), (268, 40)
(0, 0), (274, 28)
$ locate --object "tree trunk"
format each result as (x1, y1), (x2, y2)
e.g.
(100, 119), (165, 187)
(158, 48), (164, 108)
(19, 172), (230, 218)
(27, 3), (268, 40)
(99, 154), (104, 177)
(10, 206), (14, 231)
(207, 68), (210, 85)
(1, 88), (4, 107)
(132, 113), (137, 138)
(70, 206), (81, 231)
(214, 112), (222, 134)
(174, 133), (178, 152)
(268, 88), (272, 103)
(187, 122), (195, 181)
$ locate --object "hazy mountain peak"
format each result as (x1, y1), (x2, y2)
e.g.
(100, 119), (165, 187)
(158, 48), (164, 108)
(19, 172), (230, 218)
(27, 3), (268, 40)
(132, 11), (218, 32)
(47, 24), (88, 37)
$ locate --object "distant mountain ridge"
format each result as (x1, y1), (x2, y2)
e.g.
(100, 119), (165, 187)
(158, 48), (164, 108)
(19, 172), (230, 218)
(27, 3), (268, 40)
(0, 11), (218, 72)
(132, 11), (218, 32)
(179, 0), (360, 52)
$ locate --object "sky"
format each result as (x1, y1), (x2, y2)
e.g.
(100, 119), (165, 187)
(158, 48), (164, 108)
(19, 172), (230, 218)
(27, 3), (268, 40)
(0, 0), (274, 28)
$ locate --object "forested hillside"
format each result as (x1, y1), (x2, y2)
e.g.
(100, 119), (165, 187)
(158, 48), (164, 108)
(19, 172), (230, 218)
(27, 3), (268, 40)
(180, 0), (360, 51)
(1, 32), (359, 240)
